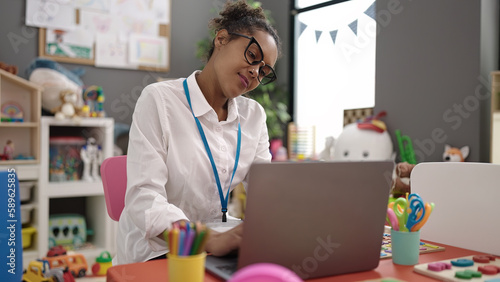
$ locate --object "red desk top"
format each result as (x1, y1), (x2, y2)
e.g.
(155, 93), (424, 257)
(107, 241), (494, 282)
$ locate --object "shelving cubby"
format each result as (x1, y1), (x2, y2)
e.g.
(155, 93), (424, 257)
(0, 68), (42, 166)
(37, 116), (116, 265)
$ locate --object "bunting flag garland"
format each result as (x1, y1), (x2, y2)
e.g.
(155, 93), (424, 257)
(364, 1), (376, 20)
(315, 30), (322, 43)
(298, 0), (374, 45)
(348, 19), (358, 35)
(299, 21), (307, 37)
(329, 30), (338, 44)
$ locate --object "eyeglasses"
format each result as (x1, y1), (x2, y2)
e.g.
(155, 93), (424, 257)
(228, 32), (277, 85)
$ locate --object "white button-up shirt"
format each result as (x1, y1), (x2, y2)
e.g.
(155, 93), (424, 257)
(115, 71), (272, 264)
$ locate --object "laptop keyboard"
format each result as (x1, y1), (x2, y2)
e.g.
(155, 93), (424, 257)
(216, 263), (238, 274)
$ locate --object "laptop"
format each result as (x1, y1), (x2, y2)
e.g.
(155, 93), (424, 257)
(205, 161), (394, 280)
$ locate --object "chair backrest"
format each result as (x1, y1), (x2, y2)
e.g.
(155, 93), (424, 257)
(100, 155), (127, 221)
(411, 162), (500, 255)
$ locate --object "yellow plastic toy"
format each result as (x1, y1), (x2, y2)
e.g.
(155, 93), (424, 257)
(91, 251), (112, 276)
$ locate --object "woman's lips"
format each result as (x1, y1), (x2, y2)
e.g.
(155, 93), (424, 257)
(239, 74), (249, 88)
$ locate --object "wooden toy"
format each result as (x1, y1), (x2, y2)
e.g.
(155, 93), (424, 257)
(43, 252), (88, 278)
(380, 232), (445, 259)
(414, 255), (500, 281)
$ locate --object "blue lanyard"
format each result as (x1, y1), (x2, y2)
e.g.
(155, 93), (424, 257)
(183, 79), (241, 222)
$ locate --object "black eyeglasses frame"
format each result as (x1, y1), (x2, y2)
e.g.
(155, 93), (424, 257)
(228, 32), (277, 85)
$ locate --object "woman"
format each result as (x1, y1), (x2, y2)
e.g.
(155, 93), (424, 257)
(115, 0), (281, 264)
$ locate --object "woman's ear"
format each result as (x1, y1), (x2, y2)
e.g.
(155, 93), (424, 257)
(214, 29), (230, 48)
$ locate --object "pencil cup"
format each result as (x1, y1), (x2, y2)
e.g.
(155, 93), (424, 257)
(390, 230), (420, 265)
(167, 252), (206, 282)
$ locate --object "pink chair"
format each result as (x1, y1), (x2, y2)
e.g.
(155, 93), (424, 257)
(100, 155), (127, 221)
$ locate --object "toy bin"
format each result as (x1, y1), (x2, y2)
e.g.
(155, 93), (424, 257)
(19, 181), (35, 203)
(20, 203), (35, 225)
(49, 137), (85, 182)
(22, 226), (37, 249)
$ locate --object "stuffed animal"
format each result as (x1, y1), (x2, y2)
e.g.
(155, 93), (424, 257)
(26, 58), (84, 113)
(443, 144), (469, 162)
(0, 62), (18, 75)
(51, 90), (82, 121)
(332, 111), (394, 161)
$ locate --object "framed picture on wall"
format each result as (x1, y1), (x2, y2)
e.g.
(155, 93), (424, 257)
(29, 0), (171, 72)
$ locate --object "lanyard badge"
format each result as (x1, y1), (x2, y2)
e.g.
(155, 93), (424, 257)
(183, 79), (241, 222)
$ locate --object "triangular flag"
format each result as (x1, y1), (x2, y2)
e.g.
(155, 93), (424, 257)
(315, 30), (322, 43)
(348, 19), (358, 35)
(299, 21), (307, 37)
(364, 1), (376, 20)
(329, 30), (338, 44)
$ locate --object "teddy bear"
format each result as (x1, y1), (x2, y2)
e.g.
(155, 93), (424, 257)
(51, 89), (82, 121)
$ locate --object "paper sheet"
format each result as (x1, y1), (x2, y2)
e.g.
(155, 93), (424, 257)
(26, 0), (76, 30)
(45, 28), (94, 59)
(128, 34), (168, 67)
(95, 34), (137, 69)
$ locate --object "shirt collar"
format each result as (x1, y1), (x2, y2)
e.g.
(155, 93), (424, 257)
(186, 71), (239, 123)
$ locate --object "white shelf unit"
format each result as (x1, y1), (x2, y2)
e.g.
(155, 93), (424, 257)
(490, 72), (500, 163)
(0, 68), (42, 166)
(38, 117), (115, 266)
(0, 69), (43, 269)
(493, 112), (500, 164)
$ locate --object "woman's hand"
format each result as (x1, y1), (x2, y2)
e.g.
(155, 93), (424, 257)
(204, 223), (243, 256)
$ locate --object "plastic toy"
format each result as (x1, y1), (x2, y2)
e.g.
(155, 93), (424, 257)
(395, 129), (417, 164)
(51, 90), (82, 121)
(443, 144), (469, 162)
(22, 260), (62, 282)
(46, 245), (67, 257)
(1, 140), (15, 160)
(82, 85), (105, 117)
(230, 263), (303, 282)
(414, 255), (500, 281)
(48, 214), (93, 248)
(332, 111), (394, 161)
(43, 253), (88, 278)
(49, 136), (85, 182)
(80, 137), (102, 181)
(91, 251), (112, 276)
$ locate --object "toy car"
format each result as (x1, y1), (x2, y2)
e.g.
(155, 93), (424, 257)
(22, 260), (60, 282)
(46, 245), (67, 257)
(43, 253), (88, 278)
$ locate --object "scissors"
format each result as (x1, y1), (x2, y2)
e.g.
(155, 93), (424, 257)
(405, 193), (426, 231)
(411, 202), (434, 231)
(386, 208), (399, 231)
(392, 197), (409, 232)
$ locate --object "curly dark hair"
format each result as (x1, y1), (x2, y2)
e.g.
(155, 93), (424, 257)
(206, 0), (282, 61)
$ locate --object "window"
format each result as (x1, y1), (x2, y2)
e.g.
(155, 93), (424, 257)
(293, 0), (376, 152)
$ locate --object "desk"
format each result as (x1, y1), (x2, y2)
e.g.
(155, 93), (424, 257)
(107, 241), (494, 282)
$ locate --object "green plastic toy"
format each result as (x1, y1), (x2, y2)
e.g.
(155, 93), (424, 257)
(395, 130), (417, 164)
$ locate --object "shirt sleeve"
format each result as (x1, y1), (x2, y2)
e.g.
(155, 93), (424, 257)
(242, 104), (272, 189)
(124, 84), (189, 251)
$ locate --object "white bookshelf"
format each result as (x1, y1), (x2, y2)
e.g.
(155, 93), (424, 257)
(37, 117), (116, 267)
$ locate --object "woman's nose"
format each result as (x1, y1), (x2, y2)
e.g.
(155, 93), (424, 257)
(248, 65), (259, 78)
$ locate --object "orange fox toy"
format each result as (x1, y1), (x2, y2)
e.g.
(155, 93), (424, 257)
(443, 144), (469, 162)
